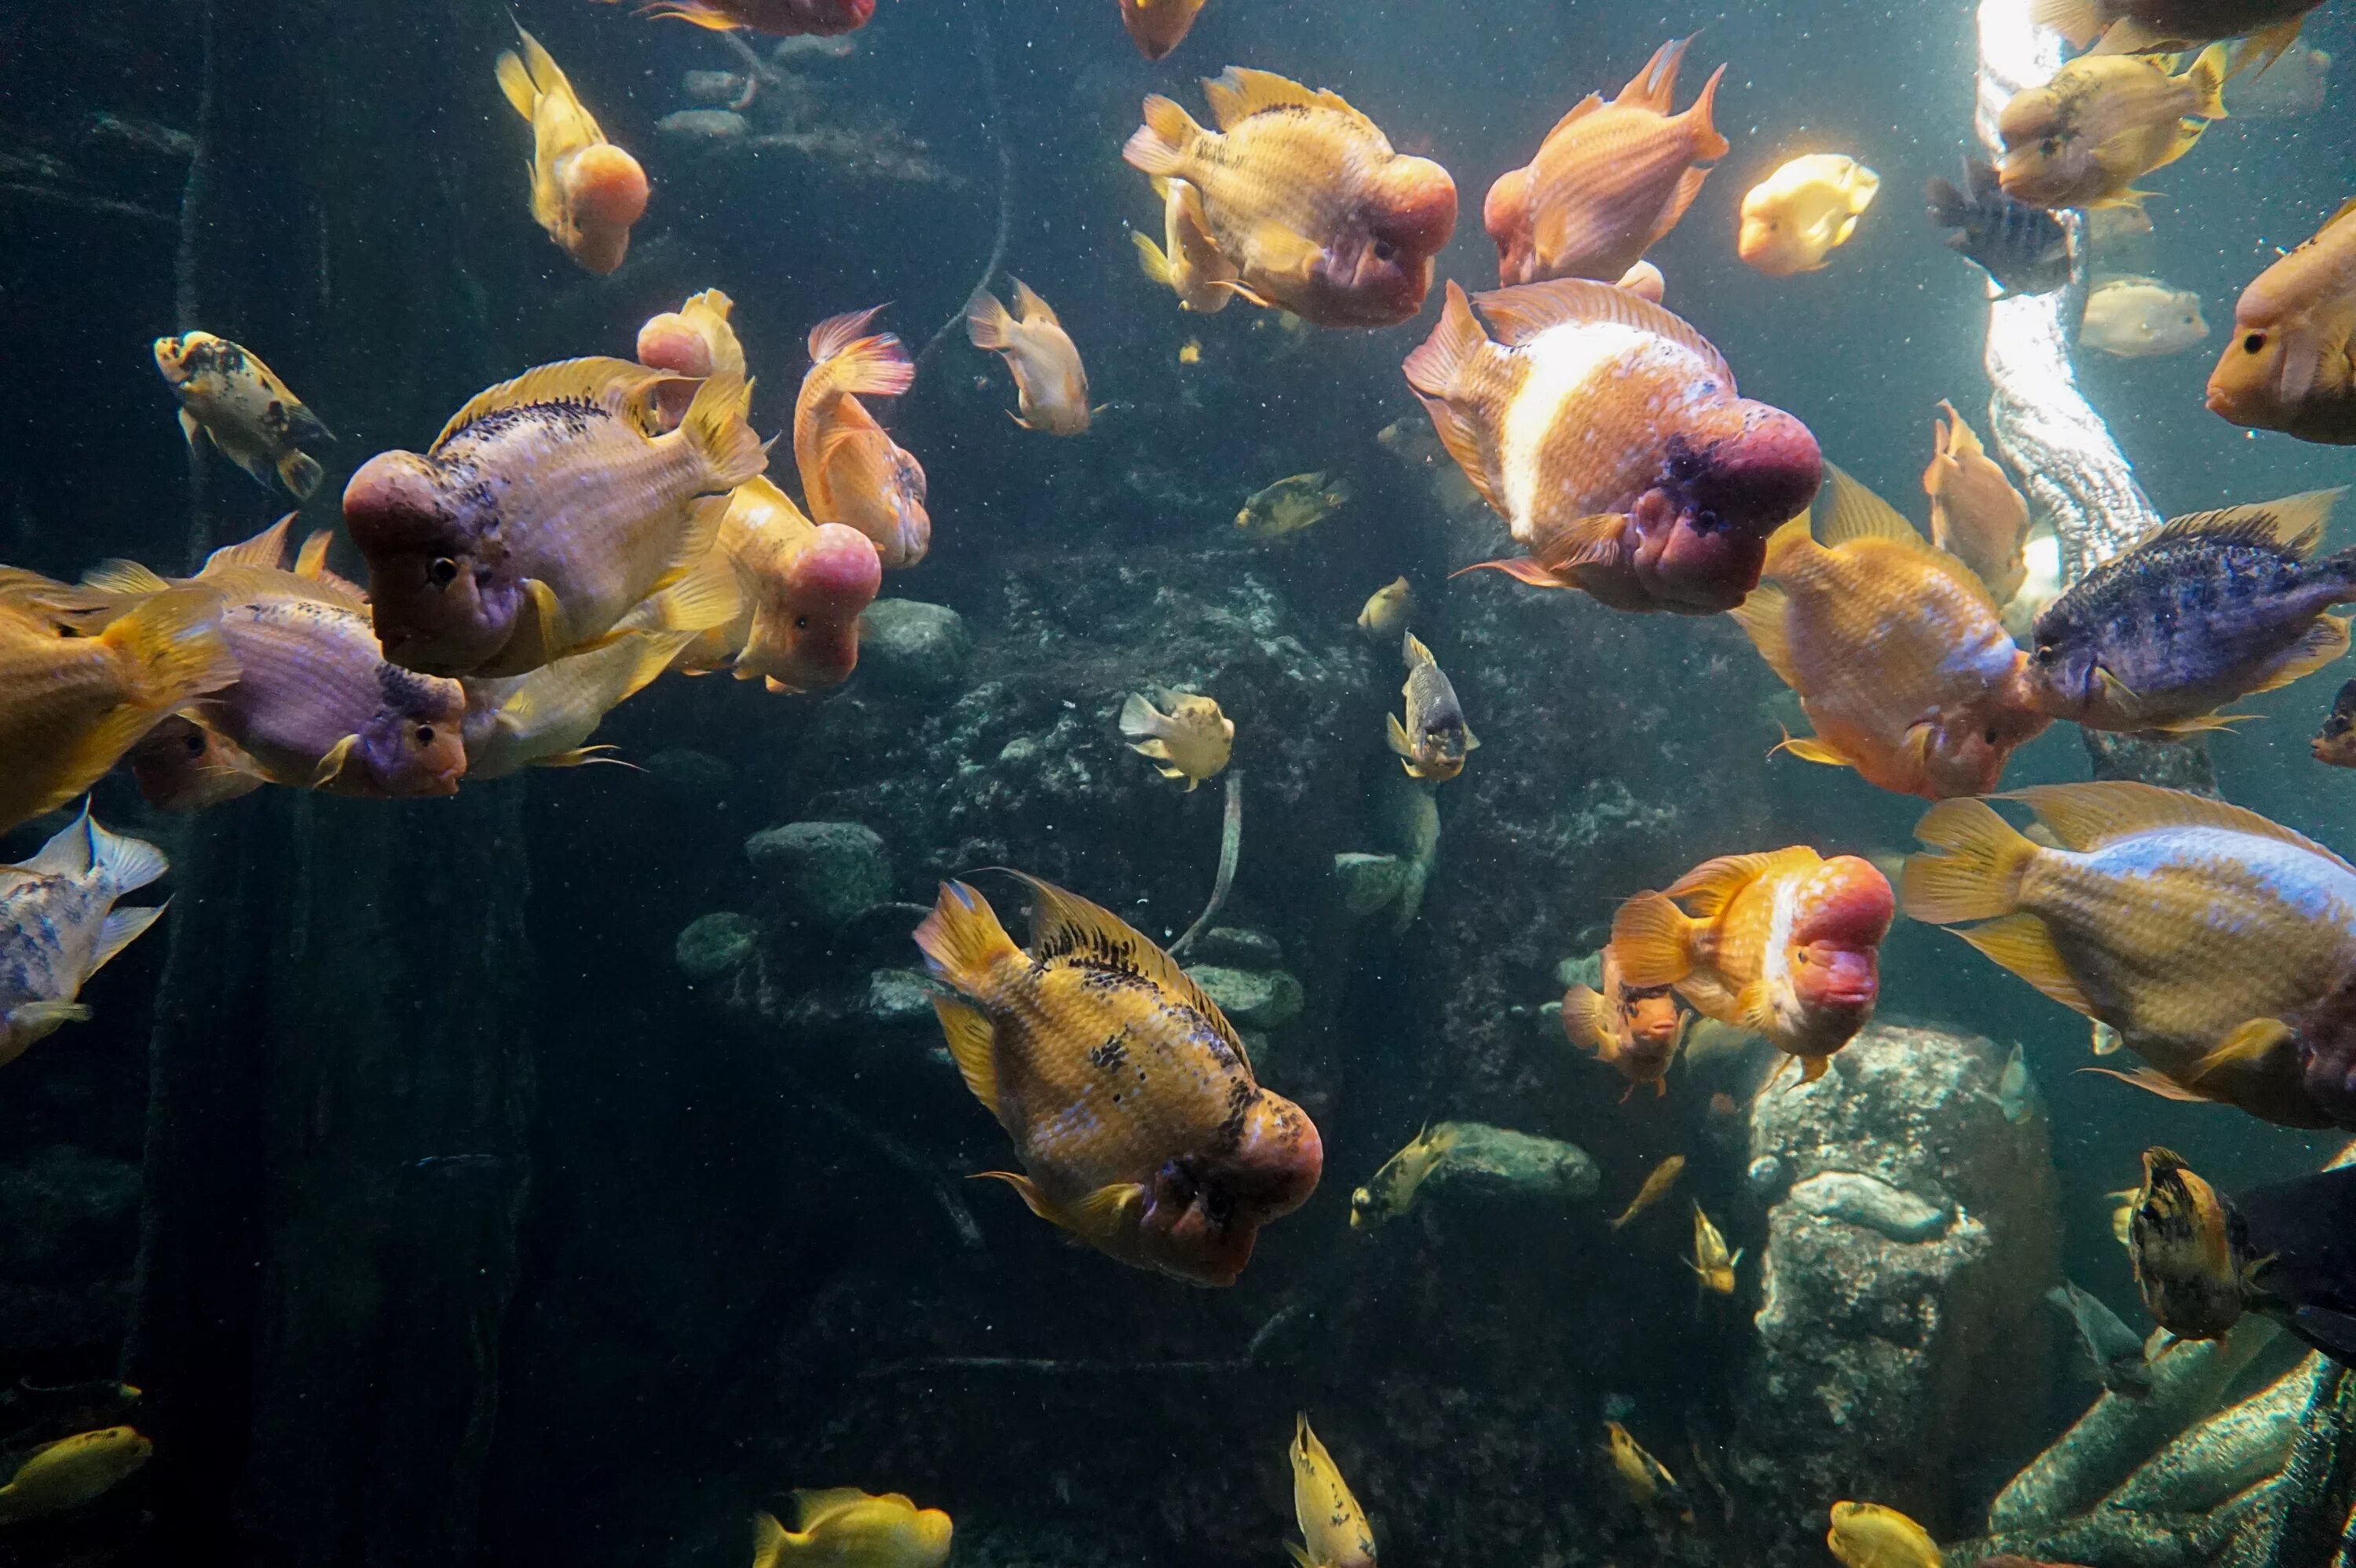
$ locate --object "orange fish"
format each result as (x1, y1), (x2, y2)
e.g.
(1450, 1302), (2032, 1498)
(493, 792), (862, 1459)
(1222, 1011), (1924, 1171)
(1996, 46), (2228, 211)
(638, 288), (746, 381)
(1610, 847), (1895, 1083)
(2207, 196), (2356, 445)
(1119, 0), (1205, 61)
(1730, 467), (2051, 799)
(495, 24), (648, 276)
(916, 873), (1323, 1286)
(795, 307), (930, 567)
(126, 714), (267, 813)
(1403, 278), (1820, 614)
(1483, 38), (1728, 287)
(1134, 177), (1239, 315)
(1123, 68), (1457, 329)
(1563, 949), (1690, 1100)
(968, 281), (1092, 436)
(1923, 400), (2031, 605)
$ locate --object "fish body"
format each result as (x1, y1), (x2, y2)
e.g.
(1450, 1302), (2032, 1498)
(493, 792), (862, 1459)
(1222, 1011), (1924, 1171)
(1288, 1416), (1375, 1568)
(1135, 177), (1239, 313)
(126, 713), (267, 813)
(1119, 0), (1205, 62)
(1609, 847), (1894, 1080)
(1609, 1153), (1686, 1230)
(914, 874), (1323, 1285)
(1827, 1501), (1941, 1568)
(1998, 1041), (2034, 1121)
(1387, 632), (1476, 782)
(2126, 1146), (2249, 1340)
(1348, 1122), (1462, 1230)
(1356, 577), (1412, 640)
(1406, 278), (1821, 615)
(152, 332), (331, 500)
(1996, 46), (2229, 210)
(1902, 783), (2356, 1130)
(2314, 678), (2356, 766)
(343, 357), (763, 678)
(496, 24), (648, 274)
(2032, 0), (2321, 60)
(1604, 1421), (1689, 1519)
(613, 0), (872, 33)
(726, 483), (884, 694)
(637, 288), (747, 382)
(460, 630), (695, 779)
(0, 813), (168, 1069)
(1122, 68), (1457, 329)
(1736, 153), (1880, 277)
(1925, 400), (2032, 605)
(1484, 38), (1728, 287)
(749, 1489), (951, 1568)
(2081, 276), (2208, 356)
(1925, 157), (2072, 298)
(1562, 949), (1688, 1099)
(1731, 467), (2051, 799)
(0, 1425), (152, 1523)
(1688, 1202), (1741, 1294)
(2218, 1159), (2356, 1365)
(795, 308), (929, 567)
(1238, 472), (1349, 538)
(2047, 1278), (2153, 1397)
(2022, 491), (2353, 734)
(1119, 687), (1233, 790)
(968, 281), (1092, 435)
(2207, 196), (2356, 444)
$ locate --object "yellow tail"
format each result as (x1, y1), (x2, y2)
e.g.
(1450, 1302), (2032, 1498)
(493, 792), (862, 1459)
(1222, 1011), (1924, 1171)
(678, 371), (766, 492)
(1901, 798), (2037, 923)
(104, 587), (240, 713)
(1610, 892), (1697, 989)
(1121, 95), (1202, 180)
(964, 289), (1016, 353)
(1132, 231), (1175, 287)
(2183, 42), (2231, 120)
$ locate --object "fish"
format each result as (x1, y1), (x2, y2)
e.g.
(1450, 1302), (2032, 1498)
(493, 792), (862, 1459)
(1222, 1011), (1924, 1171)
(611, 0), (873, 33)
(1356, 577), (1412, 641)
(1603, 1421), (1689, 1520)
(1610, 846), (1895, 1083)
(1736, 154), (1880, 277)
(1901, 782), (2356, 1131)
(1119, 687), (1233, 791)
(152, 331), (333, 500)
(2110, 1185), (2139, 1245)
(1996, 1041), (2036, 1124)
(1287, 1415), (1376, 1568)
(2047, 1278), (2154, 1398)
(722, 481), (884, 695)
(1348, 1122), (1462, 1231)
(1387, 631), (1476, 783)
(914, 873), (1323, 1285)
(1925, 156), (2073, 298)
(2206, 196), (2356, 444)
(2032, 0), (2322, 68)
(1405, 279), (1822, 616)
(749, 1489), (952, 1568)
(1996, 45), (2230, 211)
(0, 576), (239, 835)
(1122, 68), (1458, 329)
(1563, 948), (1690, 1101)
(1688, 1202), (1741, 1295)
(0, 1425), (152, 1523)
(1609, 1153), (1686, 1230)
(2126, 1146), (2252, 1343)
(2020, 489), (2352, 736)
(2228, 41), (2330, 116)
(2315, 678), (2356, 766)
(2204, 1157), (2356, 1364)
(2080, 276), (2209, 357)
(1826, 1501), (1941, 1568)
(967, 281), (1092, 436)
(495, 24), (649, 275)
(637, 288), (747, 382)
(795, 307), (930, 567)
(1119, 0), (1206, 63)
(343, 357), (764, 678)
(1483, 38), (1728, 287)
(1924, 400), (2032, 605)
(0, 811), (169, 1070)
(1178, 338), (1203, 365)
(126, 713), (267, 813)
(1237, 473), (1350, 538)
(459, 631), (697, 779)
(1134, 177), (1239, 314)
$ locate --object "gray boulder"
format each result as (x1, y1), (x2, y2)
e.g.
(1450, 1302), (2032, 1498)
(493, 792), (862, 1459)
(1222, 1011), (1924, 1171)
(746, 821), (892, 927)
(858, 600), (971, 696)
(1421, 1122), (1600, 1207)
(1185, 965), (1304, 1029)
(675, 912), (758, 981)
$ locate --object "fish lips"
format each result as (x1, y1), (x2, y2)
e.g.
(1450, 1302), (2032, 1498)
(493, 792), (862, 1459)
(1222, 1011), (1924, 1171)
(345, 452), (518, 676)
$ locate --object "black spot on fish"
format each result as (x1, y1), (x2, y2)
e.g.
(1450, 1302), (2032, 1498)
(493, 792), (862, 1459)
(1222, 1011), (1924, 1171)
(1088, 1036), (1129, 1072)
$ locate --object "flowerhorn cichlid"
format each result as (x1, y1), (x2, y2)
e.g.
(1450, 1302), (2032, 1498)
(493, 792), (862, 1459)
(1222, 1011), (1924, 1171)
(152, 331), (333, 501)
(1826, 1500), (1941, 1568)
(915, 872), (1323, 1285)
(795, 307), (931, 568)
(1996, 45), (2229, 210)
(1387, 632), (1476, 783)
(1287, 1415), (1375, 1568)
(1736, 154), (1879, 277)
(0, 1425), (152, 1523)
(1563, 948), (1689, 1101)
(638, 288), (747, 383)
(2208, 196), (2356, 445)
(1, 810), (169, 1069)
(495, 23), (648, 275)
(749, 1488), (950, 1568)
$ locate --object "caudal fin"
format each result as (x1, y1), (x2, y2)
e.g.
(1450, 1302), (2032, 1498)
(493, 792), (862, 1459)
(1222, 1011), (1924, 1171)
(1121, 95), (1202, 180)
(1610, 891), (1698, 989)
(104, 587), (240, 715)
(1901, 797), (2037, 923)
(276, 450), (324, 501)
(1132, 231), (1175, 287)
(2184, 42), (2232, 120)
(1679, 63), (1730, 161)
(807, 308), (915, 400)
(677, 371), (767, 492)
(964, 289), (1016, 353)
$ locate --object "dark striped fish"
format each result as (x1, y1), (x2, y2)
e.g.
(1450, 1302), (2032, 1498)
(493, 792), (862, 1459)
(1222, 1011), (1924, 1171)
(1926, 157), (2071, 298)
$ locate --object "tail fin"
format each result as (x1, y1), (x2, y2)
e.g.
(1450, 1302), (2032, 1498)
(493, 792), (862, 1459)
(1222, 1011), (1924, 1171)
(1611, 892), (1698, 989)
(103, 587), (240, 713)
(86, 817), (168, 897)
(750, 1511), (791, 1568)
(1901, 798), (2038, 923)
(495, 49), (536, 121)
(277, 450), (324, 501)
(2184, 42), (2231, 119)
(807, 308), (915, 400)
(913, 880), (1023, 992)
(1132, 231), (1175, 287)
(965, 289), (1016, 353)
(1680, 63), (1730, 161)
(1562, 985), (1615, 1051)
(1121, 95), (1202, 180)
(1118, 692), (1172, 741)
(677, 371), (767, 491)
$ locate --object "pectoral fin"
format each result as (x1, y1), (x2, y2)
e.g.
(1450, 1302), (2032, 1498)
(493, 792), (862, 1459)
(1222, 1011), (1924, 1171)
(1773, 729), (1856, 768)
(2190, 1017), (2295, 1081)
(309, 735), (363, 791)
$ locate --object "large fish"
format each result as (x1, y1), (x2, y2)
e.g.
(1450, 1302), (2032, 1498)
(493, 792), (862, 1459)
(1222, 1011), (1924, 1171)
(495, 24), (649, 275)
(1996, 46), (2229, 210)
(2207, 196), (2356, 444)
(2033, 0), (2324, 66)
(0, 810), (170, 1069)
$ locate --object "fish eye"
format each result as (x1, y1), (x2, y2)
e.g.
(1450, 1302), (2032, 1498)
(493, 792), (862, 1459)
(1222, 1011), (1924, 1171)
(794, 614), (810, 630)
(2040, 137), (2061, 156)
(2033, 644), (2057, 665)
(415, 725), (436, 747)
(427, 557), (459, 587)
(2244, 331), (2268, 354)
(183, 733), (207, 757)
(1984, 726), (2000, 744)
(1372, 239), (1396, 262)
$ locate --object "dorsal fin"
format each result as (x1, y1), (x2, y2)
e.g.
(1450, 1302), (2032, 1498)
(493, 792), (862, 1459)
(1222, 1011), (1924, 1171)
(1616, 36), (1692, 112)
(82, 559), (172, 596)
(1006, 871), (1253, 1071)
(1009, 278), (1060, 327)
(1816, 466), (1927, 549)
(1664, 850), (1812, 919)
(2146, 489), (2343, 559)
(195, 561), (368, 616)
(433, 357), (675, 450)
(1470, 280), (1732, 380)
(202, 515), (294, 575)
(1542, 93), (1606, 139)
(1200, 67), (1376, 137)
(2003, 780), (2356, 872)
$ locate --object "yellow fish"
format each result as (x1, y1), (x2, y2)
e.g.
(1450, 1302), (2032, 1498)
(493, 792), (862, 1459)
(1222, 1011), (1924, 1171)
(1923, 399), (2030, 605)
(1688, 1201), (1741, 1294)
(1348, 1121), (1462, 1231)
(1609, 1153), (1686, 1230)
(1356, 576), (1412, 641)
(0, 1425), (152, 1524)
(1826, 1501), (1941, 1568)
(1178, 338), (1204, 365)
(1119, 687), (1234, 791)
(459, 631), (699, 779)
(1238, 473), (1351, 538)
(496, 23), (649, 275)
(0, 811), (169, 1069)
(152, 332), (333, 500)
(1736, 153), (1880, 276)
(1604, 1420), (1688, 1520)
(1387, 632), (1476, 783)
(1287, 1415), (1376, 1568)
(638, 287), (748, 382)
(1135, 176), (1238, 314)
(1996, 45), (2229, 210)
(750, 1489), (953, 1568)
(2081, 275), (2210, 357)
(968, 280), (1092, 434)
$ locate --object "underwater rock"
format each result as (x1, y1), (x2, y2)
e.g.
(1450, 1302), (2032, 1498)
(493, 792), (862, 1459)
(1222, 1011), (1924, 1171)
(643, 747), (735, 799)
(1555, 950), (1603, 991)
(858, 600), (971, 696)
(863, 967), (935, 1027)
(1184, 965), (1304, 1029)
(657, 109), (749, 142)
(1420, 1122), (1600, 1207)
(746, 821), (893, 927)
(1787, 1170), (1951, 1243)
(682, 69), (747, 105)
(675, 912), (759, 981)
(1189, 927), (1281, 967)
(1333, 852), (1404, 916)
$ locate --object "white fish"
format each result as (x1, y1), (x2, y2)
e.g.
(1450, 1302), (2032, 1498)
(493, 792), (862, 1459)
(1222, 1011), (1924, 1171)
(1, 810), (169, 1068)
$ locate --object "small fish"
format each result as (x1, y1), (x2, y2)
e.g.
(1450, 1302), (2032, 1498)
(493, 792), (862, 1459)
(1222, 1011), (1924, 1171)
(1178, 338), (1203, 365)
(1119, 687), (1234, 791)
(2126, 1146), (2252, 1343)
(968, 280), (1092, 435)
(2081, 276), (2209, 357)
(126, 713), (267, 813)
(1687, 1202), (1740, 1295)
(1827, 1501), (1941, 1568)
(637, 288), (747, 382)
(343, 357), (764, 678)
(2032, 0), (2322, 68)
(1356, 577), (1412, 641)
(496, 24), (649, 275)
(1612, 848), (1895, 1082)
(2021, 490), (2352, 736)
(796, 307), (930, 567)
(1609, 1153), (1687, 1230)
(1736, 154), (1880, 277)
(1998, 1042), (2034, 1122)
(152, 331), (332, 500)
(1387, 632), (1476, 783)
(2109, 1185), (2139, 1245)
(1134, 177), (1239, 315)
(915, 873), (1323, 1285)
(1287, 1415), (1375, 1568)
(459, 630), (697, 779)
(0, 1425), (152, 1523)
(1484, 38), (1728, 287)
(1407, 279), (1821, 616)
(1925, 156), (2072, 298)
(2207, 196), (2356, 445)
(2314, 678), (2356, 766)
(1604, 1420), (1690, 1521)
(1348, 1122), (1462, 1231)
(1996, 45), (2229, 210)
(1924, 400), (2032, 605)
(1564, 948), (1690, 1100)
(1237, 473), (1350, 539)
(1119, 0), (1206, 64)
(1123, 68), (1457, 328)
(750, 1489), (951, 1568)
(2047, 1278), (2154, 1398)
(0, 811), (168, 1070)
